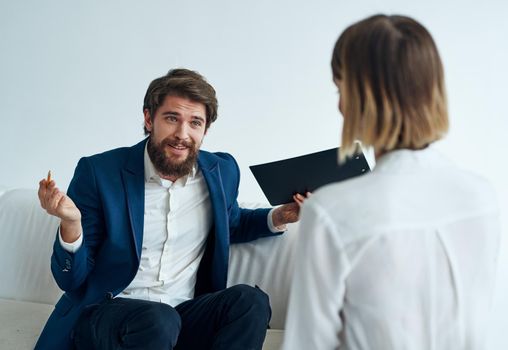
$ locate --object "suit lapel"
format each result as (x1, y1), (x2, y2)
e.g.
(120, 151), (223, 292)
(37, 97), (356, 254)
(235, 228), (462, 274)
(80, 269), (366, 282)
(121, 139), (147, 261)
(198, 152), (228, 242)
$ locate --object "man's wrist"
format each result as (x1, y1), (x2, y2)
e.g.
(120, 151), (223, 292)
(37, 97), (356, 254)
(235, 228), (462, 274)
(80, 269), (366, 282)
(269, 208), (287, 232)
(272, 208), (281, 227)
(60, 220), (82, 243)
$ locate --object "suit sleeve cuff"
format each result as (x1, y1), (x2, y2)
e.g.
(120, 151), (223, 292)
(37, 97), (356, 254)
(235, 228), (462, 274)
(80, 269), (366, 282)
(268, 208), (287, 232)
(58, 227), (83, 253)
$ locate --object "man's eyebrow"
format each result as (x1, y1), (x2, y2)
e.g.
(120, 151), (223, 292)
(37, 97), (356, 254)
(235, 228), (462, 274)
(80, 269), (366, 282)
(161, 111), (180, 116)
(192, 116), (206, 122)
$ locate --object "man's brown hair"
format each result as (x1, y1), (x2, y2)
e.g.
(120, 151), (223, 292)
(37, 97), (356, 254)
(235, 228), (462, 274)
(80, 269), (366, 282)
(143, 68), (218, 135)
(331, 15), (448, 160)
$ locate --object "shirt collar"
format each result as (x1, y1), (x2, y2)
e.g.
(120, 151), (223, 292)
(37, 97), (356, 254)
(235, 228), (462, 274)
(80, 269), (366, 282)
(144, 143), (197, 187)
(373, 144), (451, 173)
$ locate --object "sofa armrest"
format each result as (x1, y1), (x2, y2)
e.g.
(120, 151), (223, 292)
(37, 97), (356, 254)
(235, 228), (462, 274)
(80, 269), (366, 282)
(0, 189), (62, 304)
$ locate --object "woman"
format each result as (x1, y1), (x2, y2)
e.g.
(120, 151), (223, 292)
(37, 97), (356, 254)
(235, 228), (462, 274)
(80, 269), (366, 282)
(282, 15), (500, 350)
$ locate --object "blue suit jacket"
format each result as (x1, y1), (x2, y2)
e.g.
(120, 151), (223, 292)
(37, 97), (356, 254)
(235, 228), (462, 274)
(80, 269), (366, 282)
(35, 139), (279, 349)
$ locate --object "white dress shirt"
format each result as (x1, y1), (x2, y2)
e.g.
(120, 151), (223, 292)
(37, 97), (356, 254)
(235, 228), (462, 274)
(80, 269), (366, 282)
(282, 147), (500, 350)
(60, 146), (283, 306)
(117, 147), (212, 306)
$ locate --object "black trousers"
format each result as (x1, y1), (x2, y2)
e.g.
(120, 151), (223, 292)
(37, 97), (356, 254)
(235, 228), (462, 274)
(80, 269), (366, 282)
(72, 284), (271, 350)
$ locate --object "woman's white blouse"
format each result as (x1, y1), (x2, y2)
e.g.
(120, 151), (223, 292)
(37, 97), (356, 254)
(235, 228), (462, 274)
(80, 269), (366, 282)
(282, 147), (500, 350)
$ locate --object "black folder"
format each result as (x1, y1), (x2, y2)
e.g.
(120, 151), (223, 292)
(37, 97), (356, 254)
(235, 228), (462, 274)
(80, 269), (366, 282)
(249, 147), (370, 205)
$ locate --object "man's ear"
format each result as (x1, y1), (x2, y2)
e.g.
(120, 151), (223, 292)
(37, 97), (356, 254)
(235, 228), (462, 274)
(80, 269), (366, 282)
(143, 109), (153, 133)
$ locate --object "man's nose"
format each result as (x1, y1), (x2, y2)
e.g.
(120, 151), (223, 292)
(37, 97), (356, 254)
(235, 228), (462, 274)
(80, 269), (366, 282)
(174, 123), (190, 140)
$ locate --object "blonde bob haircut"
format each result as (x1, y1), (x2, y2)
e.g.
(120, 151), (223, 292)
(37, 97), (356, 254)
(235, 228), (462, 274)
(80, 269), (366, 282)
(331, 15), (448, 161)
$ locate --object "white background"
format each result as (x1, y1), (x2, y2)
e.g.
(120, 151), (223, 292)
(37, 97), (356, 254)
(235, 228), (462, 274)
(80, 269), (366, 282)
(1, 0), (507, 347)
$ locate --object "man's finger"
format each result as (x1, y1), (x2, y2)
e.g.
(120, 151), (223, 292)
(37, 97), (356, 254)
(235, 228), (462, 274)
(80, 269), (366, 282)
(48, 188), (62, 212)
(38, 180), (47, 207)
(55, 193), (67, 212)
(43, 184), (54, 206)
(294, 193), (305, 205)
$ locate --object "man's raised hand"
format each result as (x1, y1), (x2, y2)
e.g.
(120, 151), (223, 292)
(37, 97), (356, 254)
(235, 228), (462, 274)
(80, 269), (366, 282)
(38, 173), (82, 243)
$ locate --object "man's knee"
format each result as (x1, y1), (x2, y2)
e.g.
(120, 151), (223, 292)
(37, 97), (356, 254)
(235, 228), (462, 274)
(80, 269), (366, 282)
(148, 302), (180, 326)
(133, 302), (181, 347)
(225, 284), (271, 322)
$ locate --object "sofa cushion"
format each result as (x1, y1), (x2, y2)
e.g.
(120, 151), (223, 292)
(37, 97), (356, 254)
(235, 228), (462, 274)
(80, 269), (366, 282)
(263, 330), (283, 350)
(0, 299), (283, 350)
(0, 299), (53, 349)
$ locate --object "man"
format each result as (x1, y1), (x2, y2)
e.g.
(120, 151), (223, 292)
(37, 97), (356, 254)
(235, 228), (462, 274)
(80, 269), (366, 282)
(36, 68), (304, 349)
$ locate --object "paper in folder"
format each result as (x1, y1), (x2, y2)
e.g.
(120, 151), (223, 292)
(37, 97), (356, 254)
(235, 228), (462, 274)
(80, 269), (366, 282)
(249, 147), (370, 205)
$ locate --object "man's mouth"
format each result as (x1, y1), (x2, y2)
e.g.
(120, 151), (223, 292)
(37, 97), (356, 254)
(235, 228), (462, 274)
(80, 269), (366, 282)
(168, 144), (189, 150)
(165, 142), (192, 157)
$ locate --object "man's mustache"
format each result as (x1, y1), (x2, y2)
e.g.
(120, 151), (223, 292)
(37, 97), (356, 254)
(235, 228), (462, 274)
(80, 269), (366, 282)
(162, 138), (195, 149)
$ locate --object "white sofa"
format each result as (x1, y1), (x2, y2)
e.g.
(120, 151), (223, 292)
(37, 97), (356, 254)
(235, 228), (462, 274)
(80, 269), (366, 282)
(0, 188), (300, 349)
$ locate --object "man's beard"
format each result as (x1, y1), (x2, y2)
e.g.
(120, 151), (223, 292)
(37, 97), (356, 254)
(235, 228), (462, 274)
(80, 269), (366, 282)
(147, 135), (200, 179)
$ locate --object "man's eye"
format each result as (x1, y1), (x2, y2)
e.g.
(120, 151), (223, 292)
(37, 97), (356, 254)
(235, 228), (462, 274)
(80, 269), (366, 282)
(166, 116), (177, 122)
(192, 120), (202, 127)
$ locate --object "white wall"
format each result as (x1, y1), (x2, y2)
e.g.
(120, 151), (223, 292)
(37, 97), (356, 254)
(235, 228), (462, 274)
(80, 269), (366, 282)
(1, 0), (507, 347)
